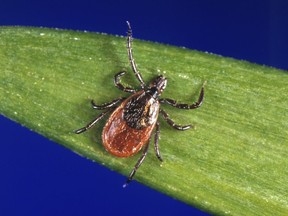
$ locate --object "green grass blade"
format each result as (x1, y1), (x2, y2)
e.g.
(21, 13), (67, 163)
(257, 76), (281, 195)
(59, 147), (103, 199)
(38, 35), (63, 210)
(0, 27), (287, 215)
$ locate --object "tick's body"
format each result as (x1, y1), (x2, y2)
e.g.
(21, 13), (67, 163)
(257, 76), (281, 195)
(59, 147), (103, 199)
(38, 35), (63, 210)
(75, 22), (205, 187)
(103, 90), (159, 157)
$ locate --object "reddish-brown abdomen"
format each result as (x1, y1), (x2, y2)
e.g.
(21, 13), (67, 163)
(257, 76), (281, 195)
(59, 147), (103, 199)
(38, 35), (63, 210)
(102, 92), (158, 157)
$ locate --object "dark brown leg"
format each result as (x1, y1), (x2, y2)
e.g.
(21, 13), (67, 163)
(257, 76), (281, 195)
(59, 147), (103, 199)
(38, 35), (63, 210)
(74, 109), (112, 134)
(91, 97), (126, 110)
(160, 81), (205, 109)
(114, 71), (137, 93)
(126, 21), (145, 89)
(160, 109), (192, 131)
(123, 137), (151, 188)
(154, 121), (163, 162)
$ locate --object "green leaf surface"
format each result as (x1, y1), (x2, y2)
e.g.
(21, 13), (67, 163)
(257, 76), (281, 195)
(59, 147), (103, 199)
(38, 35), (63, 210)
(1, 27), (287, 215)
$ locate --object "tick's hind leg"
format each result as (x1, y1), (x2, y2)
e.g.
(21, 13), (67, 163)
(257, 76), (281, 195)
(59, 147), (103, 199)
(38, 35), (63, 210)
(123, 137), (151, 188)
(114, 71), (136, 93)
(160, 109), (192, 131)
(91, 97), (126, 110)
(74, 109), (111, 134)
(160, 81), (206, 109)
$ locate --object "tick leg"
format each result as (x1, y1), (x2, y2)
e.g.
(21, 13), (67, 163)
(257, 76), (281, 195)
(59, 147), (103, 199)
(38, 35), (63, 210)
(123, 137), (151, 188)
(159, 81), (206, 109)
(154, 121), (163, 162)
(160, 109), (192, 131)
(114, 71), (137, 93)
(91, 97), (126, 110)
(126, 21), (145, 89)
(74, 109), (111, 134)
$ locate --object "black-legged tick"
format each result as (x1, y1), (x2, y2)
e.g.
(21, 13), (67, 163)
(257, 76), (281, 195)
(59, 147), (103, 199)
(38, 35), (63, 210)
(75, 21), (205, 187)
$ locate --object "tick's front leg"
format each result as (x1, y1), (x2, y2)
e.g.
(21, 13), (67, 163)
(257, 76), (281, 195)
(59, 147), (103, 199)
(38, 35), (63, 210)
(126, 21), (145, 89)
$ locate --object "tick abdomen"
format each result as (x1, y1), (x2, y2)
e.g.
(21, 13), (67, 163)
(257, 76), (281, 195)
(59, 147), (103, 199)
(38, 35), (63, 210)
(102, 91), (159, 157)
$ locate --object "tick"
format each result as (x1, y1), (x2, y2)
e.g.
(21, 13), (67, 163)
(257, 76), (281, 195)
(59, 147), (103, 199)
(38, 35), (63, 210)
(75, 21), (205, 187)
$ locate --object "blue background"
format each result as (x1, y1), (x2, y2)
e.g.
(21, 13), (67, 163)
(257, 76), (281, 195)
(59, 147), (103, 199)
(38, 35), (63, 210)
(1, 0), (287, 215)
